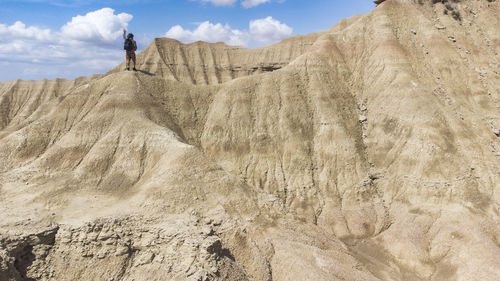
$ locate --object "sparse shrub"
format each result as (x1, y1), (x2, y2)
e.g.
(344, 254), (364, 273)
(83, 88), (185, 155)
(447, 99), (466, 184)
(436, 0), (462, 21)
(451, 10), (462, 20)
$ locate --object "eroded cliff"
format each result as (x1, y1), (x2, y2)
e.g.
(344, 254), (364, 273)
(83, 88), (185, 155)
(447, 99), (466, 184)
(1, 0), (499, 280)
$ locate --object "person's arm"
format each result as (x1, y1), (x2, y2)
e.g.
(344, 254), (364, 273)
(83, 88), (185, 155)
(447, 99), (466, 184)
(123, 29), (127, 40)
(133, 40), (137, 52)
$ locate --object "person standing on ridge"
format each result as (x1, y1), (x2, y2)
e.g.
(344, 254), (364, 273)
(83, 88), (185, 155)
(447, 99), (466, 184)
(123, 29), (137, 71)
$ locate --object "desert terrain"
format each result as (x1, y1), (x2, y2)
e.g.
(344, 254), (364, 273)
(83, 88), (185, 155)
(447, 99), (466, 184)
(0, 0), (499, 280)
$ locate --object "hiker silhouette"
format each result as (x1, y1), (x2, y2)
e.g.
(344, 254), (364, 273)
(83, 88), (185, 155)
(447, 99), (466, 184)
(123, 29), (138, 71)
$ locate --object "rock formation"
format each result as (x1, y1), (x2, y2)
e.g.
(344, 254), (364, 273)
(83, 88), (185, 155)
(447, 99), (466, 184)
(0, 0), (499, 280)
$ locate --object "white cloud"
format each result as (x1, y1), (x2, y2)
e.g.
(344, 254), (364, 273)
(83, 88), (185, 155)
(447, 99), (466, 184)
(195, 0), (280, 8)
(0, 8), (133, 81)
(241, 0), (270, 8)
(166, 21), (250, 46)
(249, 16), (292, 43)
(0, 21), (54, 41)
(199, 0), (237, 6)
(165, 17), (292, 47)
(61, 8), (132, 44)
(2, 0), (150, 7)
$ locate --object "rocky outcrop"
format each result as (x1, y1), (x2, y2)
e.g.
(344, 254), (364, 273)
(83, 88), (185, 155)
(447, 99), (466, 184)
(108, 33), (320, 85)
(0, 0), (499, 280)
(0, 226), (58, 281)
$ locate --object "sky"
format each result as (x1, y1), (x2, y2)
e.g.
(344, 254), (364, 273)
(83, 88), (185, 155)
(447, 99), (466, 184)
(0, 0), (375, 82)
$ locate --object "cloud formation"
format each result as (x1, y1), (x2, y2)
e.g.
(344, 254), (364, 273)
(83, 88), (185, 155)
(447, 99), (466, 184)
(249, 16), (292, 43)
(199, 0), (238, 6)
(61, 8), (133, 44)
(196, 0), (278, 8)
(166, 22), (250, 46)
(0, 8), (133, 81)
(1, 0), (150, 7)
(165, 17), (292, 47)
(0, 21), (53, 41)
(241, 0), (271, 8)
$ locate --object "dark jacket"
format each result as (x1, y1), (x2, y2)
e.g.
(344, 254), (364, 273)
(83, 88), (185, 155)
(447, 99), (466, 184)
(123, 33), (137, 53)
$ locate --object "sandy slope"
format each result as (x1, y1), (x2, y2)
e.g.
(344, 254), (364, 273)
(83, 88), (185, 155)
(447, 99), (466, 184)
(1, 0), (499, 280)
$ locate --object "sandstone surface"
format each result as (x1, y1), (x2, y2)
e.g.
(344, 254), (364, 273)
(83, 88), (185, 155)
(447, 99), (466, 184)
(1, 0), (499, 280)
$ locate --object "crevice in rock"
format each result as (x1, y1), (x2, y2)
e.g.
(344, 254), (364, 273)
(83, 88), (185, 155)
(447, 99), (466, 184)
(13, 246), (36, 281)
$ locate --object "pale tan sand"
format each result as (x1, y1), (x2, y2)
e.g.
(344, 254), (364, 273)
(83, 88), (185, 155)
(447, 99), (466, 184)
(0, 1), (499, 280)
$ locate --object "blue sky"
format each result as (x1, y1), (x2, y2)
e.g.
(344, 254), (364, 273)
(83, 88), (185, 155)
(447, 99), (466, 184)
(0, 0), (375, 81)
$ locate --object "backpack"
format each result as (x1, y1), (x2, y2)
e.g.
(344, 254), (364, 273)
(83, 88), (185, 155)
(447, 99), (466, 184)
(124, 39), (134, 52)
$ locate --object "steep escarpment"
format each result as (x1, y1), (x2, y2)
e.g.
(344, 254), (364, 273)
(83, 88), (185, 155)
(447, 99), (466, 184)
(1, 0), (499, 280)
(109, 33), (320, 85)
(0, 77), (100, 137)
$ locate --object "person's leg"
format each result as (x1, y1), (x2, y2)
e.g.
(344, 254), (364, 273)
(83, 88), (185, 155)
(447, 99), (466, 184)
(132, 53), (137, 71)
(125, 52), (131, 70)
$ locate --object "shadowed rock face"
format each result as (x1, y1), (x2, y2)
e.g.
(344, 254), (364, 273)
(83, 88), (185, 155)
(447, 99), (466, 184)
(1, 0), (499, 280)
